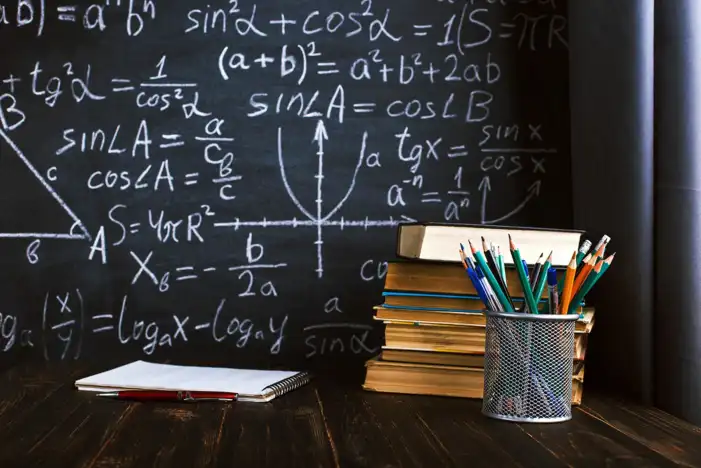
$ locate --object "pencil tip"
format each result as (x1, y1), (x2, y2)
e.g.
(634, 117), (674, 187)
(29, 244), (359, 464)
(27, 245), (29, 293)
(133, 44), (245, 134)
(546, 251), (553, 262)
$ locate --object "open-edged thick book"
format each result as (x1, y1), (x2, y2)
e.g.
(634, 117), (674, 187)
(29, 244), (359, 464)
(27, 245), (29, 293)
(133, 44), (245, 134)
(396, 222), (584, 267)
(75, 361), (311, 402)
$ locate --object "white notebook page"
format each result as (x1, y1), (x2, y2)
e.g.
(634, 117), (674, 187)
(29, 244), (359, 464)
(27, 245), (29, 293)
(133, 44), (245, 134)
(75, 361), (299, 396)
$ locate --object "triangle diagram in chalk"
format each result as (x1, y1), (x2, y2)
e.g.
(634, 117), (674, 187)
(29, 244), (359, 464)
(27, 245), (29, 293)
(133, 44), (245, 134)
(0, 128), (91, 240)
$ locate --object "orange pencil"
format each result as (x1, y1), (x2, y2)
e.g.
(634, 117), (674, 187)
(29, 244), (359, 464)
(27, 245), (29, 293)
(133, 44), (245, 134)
(592, 242), (606, 261)
(559, 252), (577, 314)
(571, 254), (595, 296)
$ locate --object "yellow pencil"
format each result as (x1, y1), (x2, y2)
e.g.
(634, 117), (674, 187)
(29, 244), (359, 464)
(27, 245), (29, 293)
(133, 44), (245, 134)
(559, 252), (577, 314)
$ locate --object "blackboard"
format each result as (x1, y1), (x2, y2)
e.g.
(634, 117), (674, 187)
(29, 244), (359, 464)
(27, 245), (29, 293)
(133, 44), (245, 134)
(0, 0), (571, 369)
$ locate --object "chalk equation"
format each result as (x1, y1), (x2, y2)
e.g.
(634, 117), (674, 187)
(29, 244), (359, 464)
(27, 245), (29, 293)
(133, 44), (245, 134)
(0, 0), (569, 361)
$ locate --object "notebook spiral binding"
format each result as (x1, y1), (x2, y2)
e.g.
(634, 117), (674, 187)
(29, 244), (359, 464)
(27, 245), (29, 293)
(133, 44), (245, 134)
(265, 372), (312, 397)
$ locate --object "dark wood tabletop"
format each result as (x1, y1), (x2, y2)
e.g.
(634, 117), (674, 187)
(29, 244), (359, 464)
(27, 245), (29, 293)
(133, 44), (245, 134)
(1, 360), (700, 467)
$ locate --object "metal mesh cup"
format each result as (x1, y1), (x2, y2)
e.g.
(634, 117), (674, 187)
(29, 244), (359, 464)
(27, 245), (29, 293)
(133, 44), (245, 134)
(482, 311), (579, 423)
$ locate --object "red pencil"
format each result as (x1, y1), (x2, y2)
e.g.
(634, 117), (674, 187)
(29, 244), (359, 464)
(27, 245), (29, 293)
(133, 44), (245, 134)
(96, 390), (237, 402)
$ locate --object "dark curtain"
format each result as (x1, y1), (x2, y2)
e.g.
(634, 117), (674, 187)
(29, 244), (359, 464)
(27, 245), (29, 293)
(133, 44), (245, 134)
(570, 1), (701, 424)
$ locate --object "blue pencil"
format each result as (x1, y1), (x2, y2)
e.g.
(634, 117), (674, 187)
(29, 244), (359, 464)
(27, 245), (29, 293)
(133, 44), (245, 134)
(460, 247), (492, 310)
(476, 265), (501, 311)
(467, 267), (491, 310)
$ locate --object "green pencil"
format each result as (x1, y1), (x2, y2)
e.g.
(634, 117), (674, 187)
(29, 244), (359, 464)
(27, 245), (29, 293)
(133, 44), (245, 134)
(508, 235), (539, 315)
(568, 259), (604, 314)
(576, 239), (592, 266)
(579, 253), (615, 300)
(497, 245), (506, 285)
(531, 251), (552, 314)
(468, 240), (513, 312)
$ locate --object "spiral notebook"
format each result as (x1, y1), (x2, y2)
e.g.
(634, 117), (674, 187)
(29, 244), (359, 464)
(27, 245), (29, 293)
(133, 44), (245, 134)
(74, 360), (311, 402)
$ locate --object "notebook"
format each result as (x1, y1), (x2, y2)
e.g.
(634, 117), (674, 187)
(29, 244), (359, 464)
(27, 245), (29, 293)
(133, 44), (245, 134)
(74, 361), (312, 402)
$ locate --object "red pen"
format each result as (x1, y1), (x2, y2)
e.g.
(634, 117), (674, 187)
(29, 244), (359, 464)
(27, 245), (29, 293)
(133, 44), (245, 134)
(96, 390), (237, 402)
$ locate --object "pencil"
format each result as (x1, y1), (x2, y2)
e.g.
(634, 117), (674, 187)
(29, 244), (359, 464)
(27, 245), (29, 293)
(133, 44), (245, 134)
(496, 245), (507, 285)
(461, 249), (491, 310)
(591, 241), (607, 263)
(571, 254), (595, 297)
(522, 253), (543, 313)
(558, 239), (592, 292)
(575, 239), (592, 266)
(568, 258), (604, 314)
(558, 252), (577, 314)
(509, 235), (539, 315)
(482, 237), (514, 309)
(592, 235), (610, 255)
(579, 253), (615, 299)
(530, 253), (544, 288)
(532, 251), (552, 310)
(476, 264), (501, 311)
(469, 240), (513, 312)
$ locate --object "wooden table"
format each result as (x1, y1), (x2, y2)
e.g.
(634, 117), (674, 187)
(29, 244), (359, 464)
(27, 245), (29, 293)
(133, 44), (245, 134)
(1, 361), (700, 467)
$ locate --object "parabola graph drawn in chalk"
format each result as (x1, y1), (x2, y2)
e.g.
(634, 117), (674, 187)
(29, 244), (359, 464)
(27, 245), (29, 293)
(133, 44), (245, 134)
(0, 128), (92, 241)
(214, 120), (414, 279)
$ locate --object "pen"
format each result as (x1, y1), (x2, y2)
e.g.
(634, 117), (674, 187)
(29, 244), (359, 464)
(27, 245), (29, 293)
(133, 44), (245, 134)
(546, 267), (559, 314)
(96, 390), (238, 402)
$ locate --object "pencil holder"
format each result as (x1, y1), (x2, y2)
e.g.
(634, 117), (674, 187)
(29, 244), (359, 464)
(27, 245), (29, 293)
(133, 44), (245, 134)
(482, 311), (579, 423)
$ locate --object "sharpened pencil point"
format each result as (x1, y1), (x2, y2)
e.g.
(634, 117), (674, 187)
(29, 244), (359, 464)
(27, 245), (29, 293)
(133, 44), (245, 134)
(508, 234), (515, 251)
(546, 251), (553, 263)
(468, 239), (477, 253)
(460, 243), (465, 252)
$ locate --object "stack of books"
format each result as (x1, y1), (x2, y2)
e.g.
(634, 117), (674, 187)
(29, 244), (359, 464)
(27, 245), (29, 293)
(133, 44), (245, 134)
(362, 223), (603, 405)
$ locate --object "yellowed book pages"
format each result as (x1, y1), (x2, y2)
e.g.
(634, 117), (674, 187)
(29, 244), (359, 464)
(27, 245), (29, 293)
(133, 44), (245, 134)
(375, 307), (595, 334)
(382, 321), (589, 359)
(364, 358), (584, 405)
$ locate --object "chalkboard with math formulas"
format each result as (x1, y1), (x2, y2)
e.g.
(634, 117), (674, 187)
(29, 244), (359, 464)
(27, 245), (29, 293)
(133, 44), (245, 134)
(0, 0), (571, 367)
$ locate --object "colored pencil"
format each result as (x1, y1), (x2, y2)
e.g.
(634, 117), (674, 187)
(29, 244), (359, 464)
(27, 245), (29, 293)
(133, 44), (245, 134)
(571, 254), (595, 297)
(580, 253), (615, 299)
(570, 241), (606, 296)
(532, 251), (552, 310)
(530, 253), (544, 288)
(461, 249), (491, 310)
(559, 239), (592, 292)
(469, 240), (513, 312)
(592, 234), (610, 255)
(497, 245), (507, 286)
(476, 264), (501, 311)
(575, 239), (592, 266)
(508, 235), (539, 315)
(568, 258), (605, 314)
(521, 253), (543, 313)
(558, 252), (577, 314)
(482, 237), (513, 309)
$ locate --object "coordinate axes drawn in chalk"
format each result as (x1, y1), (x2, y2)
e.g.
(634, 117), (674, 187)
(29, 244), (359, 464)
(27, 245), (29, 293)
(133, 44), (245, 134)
(0, 128), (91, 240)
(214, 119), (414, 279)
